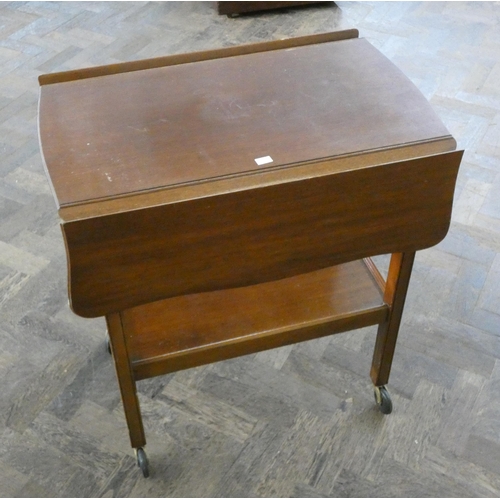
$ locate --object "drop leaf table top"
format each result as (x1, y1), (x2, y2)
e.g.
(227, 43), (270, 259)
(38, 30), (463, 476)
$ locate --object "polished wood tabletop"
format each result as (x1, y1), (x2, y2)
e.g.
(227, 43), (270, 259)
(39, 31), (462, 319)
(40, 32), (453, 212)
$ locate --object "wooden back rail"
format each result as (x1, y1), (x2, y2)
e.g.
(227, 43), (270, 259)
(38, 30), (358, 85)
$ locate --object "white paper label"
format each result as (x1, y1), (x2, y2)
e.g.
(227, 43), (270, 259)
(254, 155), (273, 166)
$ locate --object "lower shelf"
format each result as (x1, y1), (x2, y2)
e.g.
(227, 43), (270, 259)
(121, 259), (388, 380)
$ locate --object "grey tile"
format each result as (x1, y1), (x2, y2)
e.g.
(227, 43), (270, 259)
(0, 1), (499, 497)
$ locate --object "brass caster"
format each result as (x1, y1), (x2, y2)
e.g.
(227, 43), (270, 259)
(374, 385), (393, 414)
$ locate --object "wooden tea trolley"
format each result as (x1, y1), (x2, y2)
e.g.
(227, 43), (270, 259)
(38, 30), (463, 477)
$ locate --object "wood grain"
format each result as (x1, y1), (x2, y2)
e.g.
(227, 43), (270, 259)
(38, 30), (358, 86)
(63, 151), (462, 317)
(2, 1), (500, 496)
(216, 2), (328, 16)
(39, 36), (450, 208)
(121, 260), (387, 379)
(38, 31), (462, 469)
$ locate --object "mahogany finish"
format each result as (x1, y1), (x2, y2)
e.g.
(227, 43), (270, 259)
(217, 2), (330, 16)
(39, 35), (449, 208)
(62, 151), (461, 318)
(38, 31), (357, 87)
(370, 252), (416, 387)
(38, 32), (463, 472)
(122, 261), (388, 381)
(105, 313), (146, 449)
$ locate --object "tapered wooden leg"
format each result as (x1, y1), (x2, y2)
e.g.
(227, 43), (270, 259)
(106, 312), (146, 449)
(370, 251), (415, 387)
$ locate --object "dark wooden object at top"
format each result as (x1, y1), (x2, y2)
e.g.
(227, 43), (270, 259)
(38, 30), (463, 475)
(217, 2), (329, 16)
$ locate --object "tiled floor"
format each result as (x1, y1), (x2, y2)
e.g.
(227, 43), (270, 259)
(1, 1), (500, 496)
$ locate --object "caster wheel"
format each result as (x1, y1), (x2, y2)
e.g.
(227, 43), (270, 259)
(374, 386), (393, 414)
(136, 447), (150, 478)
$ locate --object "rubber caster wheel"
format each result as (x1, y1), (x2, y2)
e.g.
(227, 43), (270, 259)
(136, 447), (149, 478)
(374, 386), (393, 414)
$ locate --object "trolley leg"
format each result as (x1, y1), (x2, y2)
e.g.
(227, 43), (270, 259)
(106, 313), (149, 476)
(370, 252), (415, 390)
